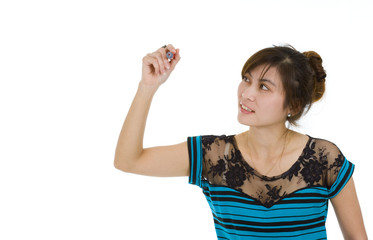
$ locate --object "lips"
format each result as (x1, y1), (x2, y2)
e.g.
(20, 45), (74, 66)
(240, 102), (255, 112)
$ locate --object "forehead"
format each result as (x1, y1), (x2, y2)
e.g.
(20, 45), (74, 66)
(246, 65), (279, 78)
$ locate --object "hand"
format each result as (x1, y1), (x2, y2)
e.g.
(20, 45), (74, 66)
(140, 44), (181, 89)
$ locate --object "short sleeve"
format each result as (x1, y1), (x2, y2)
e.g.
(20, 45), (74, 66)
(327, 157), (355, 199)
(187, 136), (203, 188)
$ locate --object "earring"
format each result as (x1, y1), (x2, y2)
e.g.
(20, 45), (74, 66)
(287, 113), (292, 118)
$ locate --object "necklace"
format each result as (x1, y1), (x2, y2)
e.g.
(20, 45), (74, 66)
(246, 130), (290, 177)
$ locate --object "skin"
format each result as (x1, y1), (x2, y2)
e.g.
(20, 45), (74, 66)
(115, 46), (367, 239)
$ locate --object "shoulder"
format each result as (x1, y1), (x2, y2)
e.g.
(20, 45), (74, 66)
(300, 136), (352, 188)
(192, 135), (237, 161)
(305, 136), (346, 168)
(188, 134), (236, 154)
(309, 136), (344, 156)
(200, 134), (235, 149)
(307, 137), (355, 191)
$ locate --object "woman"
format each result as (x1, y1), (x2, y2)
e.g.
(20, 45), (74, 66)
(114, 44), (367, 239)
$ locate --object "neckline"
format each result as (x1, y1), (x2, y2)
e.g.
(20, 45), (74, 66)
(231, 134), (312, 180)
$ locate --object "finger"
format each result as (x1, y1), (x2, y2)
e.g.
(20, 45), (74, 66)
(158, 48), (171, 70)
(165, 44), (177, 54)
(145, 54), (162, 75)
(155, 57), (163, 75)
(169, 48), (181, 70)
(150, 51), (166, 74)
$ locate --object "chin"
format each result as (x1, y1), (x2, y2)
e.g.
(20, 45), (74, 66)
(237, 114), (252, 126)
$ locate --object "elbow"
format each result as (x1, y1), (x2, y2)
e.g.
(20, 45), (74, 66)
(114, 155), (131, 172)
(113, 158), (122, 170)
(114, 149), (143, 172)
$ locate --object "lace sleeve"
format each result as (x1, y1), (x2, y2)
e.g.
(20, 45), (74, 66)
(322, 140), (355, 199)
(187, 135), (232, 187)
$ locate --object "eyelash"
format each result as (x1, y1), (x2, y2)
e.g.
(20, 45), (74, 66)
(242, 76), (269, 91)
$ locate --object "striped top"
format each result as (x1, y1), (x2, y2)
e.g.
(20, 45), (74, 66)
(187, 135), (354, 239)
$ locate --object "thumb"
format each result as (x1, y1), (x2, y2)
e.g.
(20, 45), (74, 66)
(169, 48), (181, 71)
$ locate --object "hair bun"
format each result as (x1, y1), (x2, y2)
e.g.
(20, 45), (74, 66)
(303, 51), (326, 102)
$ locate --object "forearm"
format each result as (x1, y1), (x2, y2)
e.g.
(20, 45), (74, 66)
(114, 83), (158, 170)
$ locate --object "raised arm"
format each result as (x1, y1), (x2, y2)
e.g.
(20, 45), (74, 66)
(114, 45), (190, 177)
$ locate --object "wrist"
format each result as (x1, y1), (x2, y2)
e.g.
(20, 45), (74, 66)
(137, 81), (159, 97)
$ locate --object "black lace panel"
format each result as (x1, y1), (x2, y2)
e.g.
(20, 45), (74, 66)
(200, 135), (345, 208)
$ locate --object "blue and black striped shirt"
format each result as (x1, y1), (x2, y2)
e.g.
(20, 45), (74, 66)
(187, 135), (354, 239)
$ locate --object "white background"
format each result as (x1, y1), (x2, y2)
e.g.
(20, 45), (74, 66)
(0, 0), (372, 239)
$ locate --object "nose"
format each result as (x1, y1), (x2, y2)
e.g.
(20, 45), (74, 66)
(241, 84), (256, 101)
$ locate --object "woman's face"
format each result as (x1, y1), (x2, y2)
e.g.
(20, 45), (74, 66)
(237, 65), (290, 128)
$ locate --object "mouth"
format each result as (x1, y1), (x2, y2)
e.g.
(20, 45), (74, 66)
(240, 102), (255, 113)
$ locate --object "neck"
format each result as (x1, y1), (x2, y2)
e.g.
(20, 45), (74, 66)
(244, 124), (291, 159)
(248, 123), (289, 144)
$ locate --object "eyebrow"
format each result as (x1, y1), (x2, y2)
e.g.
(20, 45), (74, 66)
(245, 71), (277, 87)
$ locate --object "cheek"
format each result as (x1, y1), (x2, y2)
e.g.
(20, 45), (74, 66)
(262, 96), (287, 114)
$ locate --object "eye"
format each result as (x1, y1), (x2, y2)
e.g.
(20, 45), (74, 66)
(242, 76), (249, 82)
(260, 84), (269, 91)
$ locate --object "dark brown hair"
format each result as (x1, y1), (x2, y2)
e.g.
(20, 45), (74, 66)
(241, 45), (326, 125)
